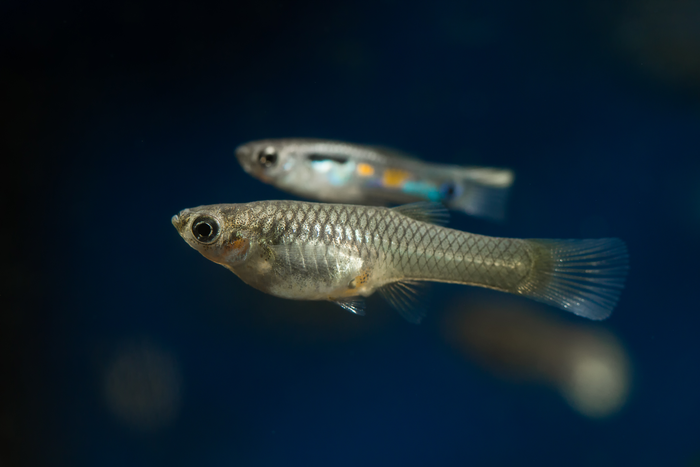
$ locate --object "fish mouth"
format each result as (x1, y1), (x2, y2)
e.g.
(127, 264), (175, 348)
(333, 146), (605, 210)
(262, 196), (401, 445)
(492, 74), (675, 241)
(235, 146), (253, 171)
(234, 145), (249, 158)
(171, 209), (191, 233)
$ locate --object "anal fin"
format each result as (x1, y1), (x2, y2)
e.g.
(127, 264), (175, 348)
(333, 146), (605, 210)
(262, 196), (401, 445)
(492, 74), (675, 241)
(378, 280), (427, 324)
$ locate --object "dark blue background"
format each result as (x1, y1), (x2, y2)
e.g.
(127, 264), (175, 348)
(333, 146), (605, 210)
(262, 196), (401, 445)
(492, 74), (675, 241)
(3, 1), (700, 465)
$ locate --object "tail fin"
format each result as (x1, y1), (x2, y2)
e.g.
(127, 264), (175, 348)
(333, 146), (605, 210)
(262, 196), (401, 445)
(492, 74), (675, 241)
(446, 168), (514, 221)
(518, 239), (629, 320)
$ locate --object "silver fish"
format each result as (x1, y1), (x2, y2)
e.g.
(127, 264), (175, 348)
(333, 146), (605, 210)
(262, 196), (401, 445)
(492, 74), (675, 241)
(172, 201), (628, 323)
(235, 139), (514, 221)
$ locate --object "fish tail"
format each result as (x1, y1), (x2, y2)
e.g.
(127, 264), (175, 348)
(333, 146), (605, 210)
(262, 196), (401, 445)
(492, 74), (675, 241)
(517, 239), (629, 320)
(445, 168), (514, 221)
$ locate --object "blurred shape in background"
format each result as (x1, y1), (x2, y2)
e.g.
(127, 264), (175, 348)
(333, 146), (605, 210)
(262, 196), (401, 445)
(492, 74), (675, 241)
(103, 338), (182, 432)
(613, 0), (700, 91)
(443, 297), (631, 418)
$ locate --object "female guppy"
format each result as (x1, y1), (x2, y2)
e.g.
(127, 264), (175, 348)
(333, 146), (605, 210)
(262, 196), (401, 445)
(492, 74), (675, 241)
(235, 139), (514, 221)
(172, 200), (628, 323)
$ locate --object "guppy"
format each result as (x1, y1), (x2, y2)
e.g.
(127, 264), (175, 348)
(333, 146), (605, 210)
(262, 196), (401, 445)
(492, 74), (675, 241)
(172, 200), (628, 323)
(235, 139), (514, 221)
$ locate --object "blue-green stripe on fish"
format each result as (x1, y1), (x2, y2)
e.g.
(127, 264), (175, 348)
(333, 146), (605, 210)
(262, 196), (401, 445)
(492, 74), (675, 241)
(402, 181), (443, 202)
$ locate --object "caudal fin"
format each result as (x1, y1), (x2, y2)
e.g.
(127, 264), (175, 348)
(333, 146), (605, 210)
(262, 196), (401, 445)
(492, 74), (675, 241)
(447, 168), (514, 221)
(518, 239), (629, 320)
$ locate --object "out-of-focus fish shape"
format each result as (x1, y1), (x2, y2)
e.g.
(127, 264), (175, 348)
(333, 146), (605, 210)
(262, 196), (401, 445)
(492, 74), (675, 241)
(235, 139), (514, 221)
(172, 200), (628, 323)
(442, 298), (631, 418)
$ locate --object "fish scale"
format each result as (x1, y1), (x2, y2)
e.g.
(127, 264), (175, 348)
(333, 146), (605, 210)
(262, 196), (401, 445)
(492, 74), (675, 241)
(234, 201), (532, 295)
(173, 200), (628, 322)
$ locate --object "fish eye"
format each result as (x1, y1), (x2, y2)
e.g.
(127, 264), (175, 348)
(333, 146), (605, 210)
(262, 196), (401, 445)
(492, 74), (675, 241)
(191, 216), (220, 244)
(258, 146), (278, 168)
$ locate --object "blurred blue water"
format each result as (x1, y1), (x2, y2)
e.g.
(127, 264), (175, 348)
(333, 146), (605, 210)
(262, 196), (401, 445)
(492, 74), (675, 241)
(4, 0), (700, 466)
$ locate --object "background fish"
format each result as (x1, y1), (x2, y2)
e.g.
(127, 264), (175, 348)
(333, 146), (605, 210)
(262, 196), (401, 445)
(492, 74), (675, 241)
(172, 201), (628, 323)
(235, 139), (514, 221)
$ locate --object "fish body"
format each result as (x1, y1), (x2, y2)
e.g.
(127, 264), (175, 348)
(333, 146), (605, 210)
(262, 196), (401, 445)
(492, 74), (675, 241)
(172, 200), (628, 323)
(235, 139), (514, 221)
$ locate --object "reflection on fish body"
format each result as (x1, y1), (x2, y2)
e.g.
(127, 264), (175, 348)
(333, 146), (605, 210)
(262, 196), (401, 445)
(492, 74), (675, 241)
(172, 200), (628, 323)
(235, 139), (514, 221)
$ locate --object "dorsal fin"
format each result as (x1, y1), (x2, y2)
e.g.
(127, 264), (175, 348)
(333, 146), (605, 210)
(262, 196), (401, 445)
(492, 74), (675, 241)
(391, 202), (449, 226)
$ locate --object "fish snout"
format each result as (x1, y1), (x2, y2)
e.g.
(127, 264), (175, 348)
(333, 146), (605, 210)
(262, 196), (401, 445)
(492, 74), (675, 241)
(171, 209), (191, 233)
(234, 144), (249, 158)
(235, 145), (253, 170)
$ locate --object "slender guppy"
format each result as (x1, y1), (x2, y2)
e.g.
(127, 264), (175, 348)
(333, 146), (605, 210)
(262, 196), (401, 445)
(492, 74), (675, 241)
(235, 138), (514, 221)
(172, 200), (628, 323)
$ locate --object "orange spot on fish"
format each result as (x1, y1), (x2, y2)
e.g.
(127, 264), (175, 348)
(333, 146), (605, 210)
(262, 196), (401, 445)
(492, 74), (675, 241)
(205, 238), (250, 266)
(382, 168), (410, 188)
(344, 269), (371, 295)
(356, 163), (375, 177)
(230, 238), (250, 255)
